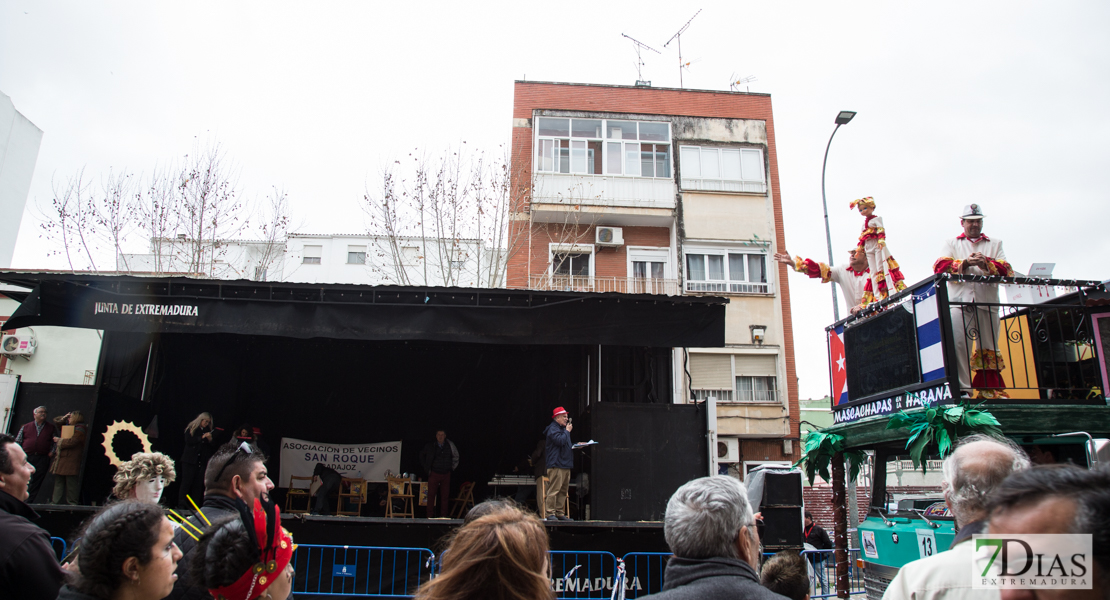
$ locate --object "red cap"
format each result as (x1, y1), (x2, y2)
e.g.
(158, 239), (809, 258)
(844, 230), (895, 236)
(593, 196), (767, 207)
(552, 407), (567, 418)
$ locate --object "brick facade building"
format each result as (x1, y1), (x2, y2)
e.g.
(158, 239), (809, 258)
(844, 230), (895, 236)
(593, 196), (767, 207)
(507, 81), (800, 475)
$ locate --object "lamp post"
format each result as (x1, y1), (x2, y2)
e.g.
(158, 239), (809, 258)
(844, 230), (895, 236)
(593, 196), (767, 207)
(820, 110), (857, 322)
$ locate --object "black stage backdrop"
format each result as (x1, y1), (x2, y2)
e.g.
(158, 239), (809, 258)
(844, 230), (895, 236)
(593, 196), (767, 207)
(6, 382), (99, 503)
(83, 331), (674, 509)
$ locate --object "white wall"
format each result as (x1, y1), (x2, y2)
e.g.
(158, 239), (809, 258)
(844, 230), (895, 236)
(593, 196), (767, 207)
(0, 92), (44, 269)
(0, 296), (102, 385)
(282, 235), (500, 287)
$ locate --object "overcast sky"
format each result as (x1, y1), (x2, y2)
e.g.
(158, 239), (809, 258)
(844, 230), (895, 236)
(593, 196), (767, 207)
(2, 1), (1108, 399)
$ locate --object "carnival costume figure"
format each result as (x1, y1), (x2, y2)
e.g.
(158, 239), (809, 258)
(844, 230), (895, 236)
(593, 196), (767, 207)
(850, 196), (907, 304)
(933, 203), (1014, 399)
(779, 247), (871, 312)
(112, 452), (176, 503)
(187, 497), (296, 600)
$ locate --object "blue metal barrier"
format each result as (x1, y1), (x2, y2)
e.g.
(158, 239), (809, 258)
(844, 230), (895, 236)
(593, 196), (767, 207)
(50, 537), (68, 562)
(549, 550), (620, 599)
(291, 544), (435, 597)
(621, 552), (671, 598)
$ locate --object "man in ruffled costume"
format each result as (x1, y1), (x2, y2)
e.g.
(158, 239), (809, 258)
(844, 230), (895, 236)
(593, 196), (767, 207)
(933, 204), (1014, 399)
(851, 196), (907, 304)
(774, 247), (871, 315)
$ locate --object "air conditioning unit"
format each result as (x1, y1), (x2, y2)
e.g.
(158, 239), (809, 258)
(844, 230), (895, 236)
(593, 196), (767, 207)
(595, 226), (624, 246)
(716, 437), (739, 463)
(1, 333), (36, 356)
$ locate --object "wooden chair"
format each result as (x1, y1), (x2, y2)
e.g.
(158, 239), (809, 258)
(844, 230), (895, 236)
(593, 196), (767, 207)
(385, 476), (414, 518)
(285, 475), (314, 514)
(538, 476), (570, 518)
(448, 481), (475, 519)
(336, 478), (367, 516)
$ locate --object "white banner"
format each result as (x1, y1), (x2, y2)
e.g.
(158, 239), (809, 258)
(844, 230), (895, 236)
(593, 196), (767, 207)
(278, 437), (402, 485)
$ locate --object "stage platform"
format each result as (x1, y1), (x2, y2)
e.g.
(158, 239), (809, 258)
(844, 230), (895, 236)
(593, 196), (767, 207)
(33, 505), (669, 556)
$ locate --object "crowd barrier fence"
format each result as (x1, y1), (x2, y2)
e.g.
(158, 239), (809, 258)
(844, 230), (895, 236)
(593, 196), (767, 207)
(291, 543), (435, 597)
(288, 544), (866, 599)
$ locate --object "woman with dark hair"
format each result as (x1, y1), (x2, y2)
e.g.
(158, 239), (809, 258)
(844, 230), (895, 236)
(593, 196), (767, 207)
(189, 498), (295, 600)
(58, 501), (182, 600)
(178, 412), (216, 508)
(415, 502), (553, 600)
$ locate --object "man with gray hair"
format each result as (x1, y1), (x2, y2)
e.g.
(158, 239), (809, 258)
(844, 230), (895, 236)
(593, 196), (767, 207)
(14, 406), (55, 502)
(882, 434), (1031, 599)
(640, 475), (788, 599)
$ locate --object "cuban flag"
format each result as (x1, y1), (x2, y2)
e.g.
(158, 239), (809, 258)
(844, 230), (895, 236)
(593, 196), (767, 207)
(828, 325), (848, 406)
(914, 282), (946, 382)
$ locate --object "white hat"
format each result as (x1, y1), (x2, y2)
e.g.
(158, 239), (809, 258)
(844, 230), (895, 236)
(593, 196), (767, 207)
(961, 204), (985, 220)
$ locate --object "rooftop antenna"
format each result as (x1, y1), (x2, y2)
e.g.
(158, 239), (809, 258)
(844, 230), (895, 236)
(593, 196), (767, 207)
(729, 73), (757, 92)
(664, 9), (702, 88)
(621, 33), (661, 86)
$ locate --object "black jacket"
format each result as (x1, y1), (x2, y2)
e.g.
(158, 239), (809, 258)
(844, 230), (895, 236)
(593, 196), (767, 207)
(805, 522), (833, 550)
(0, 489), (65, 600)
(639, 556), (789, 600)
(166, 494), (245, 600)
(544, 421), (573, 470)
(181, 427), (216, 467)
(529, 439), (546, 477)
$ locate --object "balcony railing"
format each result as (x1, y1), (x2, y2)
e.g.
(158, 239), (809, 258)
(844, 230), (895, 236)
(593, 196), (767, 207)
(532, 173), (676, 210)
(686, 280), (770, 294)
(528, 274), (680, 296)
(681, 177), (767, 194)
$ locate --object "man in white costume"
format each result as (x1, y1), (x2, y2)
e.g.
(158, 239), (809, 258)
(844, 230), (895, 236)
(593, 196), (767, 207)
(933, 204), (1014, 398)
(775, 247), (871, 315)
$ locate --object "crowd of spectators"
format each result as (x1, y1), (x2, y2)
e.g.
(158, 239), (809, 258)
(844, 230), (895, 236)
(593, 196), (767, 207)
(0, 427), (1107, 600)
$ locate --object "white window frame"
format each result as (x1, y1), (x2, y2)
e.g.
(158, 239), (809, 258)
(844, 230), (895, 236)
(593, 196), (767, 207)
(683, 246), (771, 294)
(302, 245), (322, 265)
(548, 243), (595, 278)
(626, 247), (671, 279)
(347, 245), (367, 265)
(535, 117), (673, 179)
(735, 375), (778, 403)
(679, 145), (766, 193)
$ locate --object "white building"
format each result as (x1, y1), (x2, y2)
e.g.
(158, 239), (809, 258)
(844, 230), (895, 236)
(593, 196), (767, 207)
(282, 234), (503, 287)
(120, 233), (507, 287)
(1, 286), (102, 426)
(0, 92), (44, 269)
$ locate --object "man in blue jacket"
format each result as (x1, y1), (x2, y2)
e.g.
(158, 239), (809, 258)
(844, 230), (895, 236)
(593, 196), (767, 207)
(544, 407), (574, 521)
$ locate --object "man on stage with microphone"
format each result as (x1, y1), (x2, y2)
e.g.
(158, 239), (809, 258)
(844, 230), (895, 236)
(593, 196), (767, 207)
(544, 407), (574, 521)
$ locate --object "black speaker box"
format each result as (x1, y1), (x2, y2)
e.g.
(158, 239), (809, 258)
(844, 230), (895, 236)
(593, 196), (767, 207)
(591, 402), (708, 521)
(759, 506), (804, 548)
(762, 471), (803, 506)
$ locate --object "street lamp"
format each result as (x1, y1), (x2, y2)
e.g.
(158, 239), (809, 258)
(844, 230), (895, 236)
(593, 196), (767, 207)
(821, 110), (856, 322)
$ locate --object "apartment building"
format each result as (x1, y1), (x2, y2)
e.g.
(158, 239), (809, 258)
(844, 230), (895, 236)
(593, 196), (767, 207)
(507, 81), (799, 476)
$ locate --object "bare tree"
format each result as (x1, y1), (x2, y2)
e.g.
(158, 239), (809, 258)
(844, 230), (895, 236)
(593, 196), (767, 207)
(361, 145), (532, 288)
(39, 140), (290, 278)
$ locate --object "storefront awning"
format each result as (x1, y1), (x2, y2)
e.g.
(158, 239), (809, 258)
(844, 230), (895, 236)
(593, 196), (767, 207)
(0, 272), (726, 347)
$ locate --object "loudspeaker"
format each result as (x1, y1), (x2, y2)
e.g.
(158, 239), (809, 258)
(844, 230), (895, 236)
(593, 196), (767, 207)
(762, 471), (803, 506)
(591, 402), (708, 521)
(759, 505), (804, 548)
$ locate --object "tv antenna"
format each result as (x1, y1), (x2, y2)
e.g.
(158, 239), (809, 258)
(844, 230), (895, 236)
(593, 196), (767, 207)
(621, 33), (661, 85)
(729, 73), (757, 92)
(664, 9), (702, 88)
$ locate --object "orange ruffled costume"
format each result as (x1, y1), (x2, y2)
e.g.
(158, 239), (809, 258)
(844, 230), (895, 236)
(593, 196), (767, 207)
(851, 197), (907, 304)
